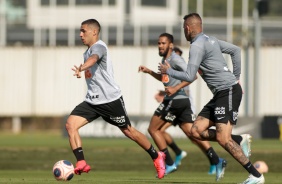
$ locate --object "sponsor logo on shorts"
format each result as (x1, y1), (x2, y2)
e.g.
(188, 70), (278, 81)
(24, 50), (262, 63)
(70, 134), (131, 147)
(165, 112), (176, 122)
(110, 116), (126, 124)
(158, 104), (164, 111)
(215, 107), (225, 115)
(192, 114), (196, 121)
(233, 111), (238, 121)
(217, 116), (225, 120)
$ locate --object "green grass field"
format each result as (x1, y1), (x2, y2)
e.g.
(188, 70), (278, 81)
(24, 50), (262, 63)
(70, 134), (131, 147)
(0, 131), (281, 183)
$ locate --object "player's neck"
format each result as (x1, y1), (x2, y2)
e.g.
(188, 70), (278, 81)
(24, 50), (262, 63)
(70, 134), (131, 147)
(87, 37), (100, 48)
(163, 50), (173, 59)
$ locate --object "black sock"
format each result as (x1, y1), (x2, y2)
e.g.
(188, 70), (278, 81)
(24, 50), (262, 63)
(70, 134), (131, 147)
(243, 161), (261, 177)
(146, 144), (158, 160)
(161, 148), (174, 166)
(168, 141), (182, 155)
(231, 134), (242, 145)
(206, 147), (219, 165)
(73, 147), (85, 161)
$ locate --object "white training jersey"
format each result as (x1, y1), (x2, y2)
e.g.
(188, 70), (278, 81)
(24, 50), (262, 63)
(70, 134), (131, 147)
(83, 40), (121, 105)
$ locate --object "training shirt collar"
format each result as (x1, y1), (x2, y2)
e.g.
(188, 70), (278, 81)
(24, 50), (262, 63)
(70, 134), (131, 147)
(191, 32), (204, 43)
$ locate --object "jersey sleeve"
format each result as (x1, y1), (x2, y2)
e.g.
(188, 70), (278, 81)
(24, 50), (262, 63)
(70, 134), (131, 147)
(218, 40), (241, 80)
(167, 44), (202, 82)
(170, 56), (187, 72)
(89, 44), (107, 59)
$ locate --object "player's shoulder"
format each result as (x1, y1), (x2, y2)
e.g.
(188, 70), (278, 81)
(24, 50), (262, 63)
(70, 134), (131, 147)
(193, 33), (219, 50)
(171, 52), (185, 62)
(90, 40), (106, 50)
(90, 40), (107, 53)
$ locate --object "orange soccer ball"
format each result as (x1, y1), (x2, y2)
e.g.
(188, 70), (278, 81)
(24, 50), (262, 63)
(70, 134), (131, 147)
(254, 160), (269, 174)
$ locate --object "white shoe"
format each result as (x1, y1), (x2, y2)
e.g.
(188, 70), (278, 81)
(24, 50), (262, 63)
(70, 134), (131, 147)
(240, 134), (252, 158)
(240, 174), (265, 184)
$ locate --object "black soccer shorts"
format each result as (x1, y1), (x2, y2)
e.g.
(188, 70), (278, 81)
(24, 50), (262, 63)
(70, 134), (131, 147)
(154, 98), (195, 126)
(198, 83), (243, 125)
(70, 96), (131, 128)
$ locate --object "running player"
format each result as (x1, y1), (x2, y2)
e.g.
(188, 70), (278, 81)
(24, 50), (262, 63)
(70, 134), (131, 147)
(159, 13), (264, 184)
(66, 18), (165, 179)
(138, 33), (225, 176)
(153, 46), (216, 174)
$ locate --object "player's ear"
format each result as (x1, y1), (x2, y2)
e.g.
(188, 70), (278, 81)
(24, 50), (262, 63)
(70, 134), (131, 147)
(169, 43), (173, 49)
(92, 27), (98, 36)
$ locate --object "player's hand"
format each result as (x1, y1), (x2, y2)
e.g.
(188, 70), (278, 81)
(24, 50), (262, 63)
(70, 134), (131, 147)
(159, 61), (171, 74)
(154, 91), (165, 103)
(165, 86), (177, 96)
(72, 64), (82, 78)
(138, 65), (150, 73)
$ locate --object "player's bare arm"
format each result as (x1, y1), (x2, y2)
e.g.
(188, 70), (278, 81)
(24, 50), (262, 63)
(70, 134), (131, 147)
(138, 65), (162, 81)
(72, 54), (99, 78)
(80, 54), (99, 72)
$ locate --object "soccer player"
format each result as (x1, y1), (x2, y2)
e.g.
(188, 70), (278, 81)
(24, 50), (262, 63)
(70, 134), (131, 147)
(159, 13), (264, 184)
(153, 47), (216, 174)
(66, 19), (165, 179)
(138, 33), (225, 176)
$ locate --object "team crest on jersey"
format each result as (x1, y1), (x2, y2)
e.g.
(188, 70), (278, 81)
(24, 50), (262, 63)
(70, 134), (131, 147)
(161, 74), (169, 83)
(85, 69), (92, 78)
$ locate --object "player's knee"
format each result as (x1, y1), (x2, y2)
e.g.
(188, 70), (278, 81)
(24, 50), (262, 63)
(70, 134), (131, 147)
(65, 120), (72, 133)
(216, 135), (227, 147)
(185, 129), (193, 137)
(190, 127), (201, 139)
(147, 127), (153, 136)
(65, 118), (77, 134)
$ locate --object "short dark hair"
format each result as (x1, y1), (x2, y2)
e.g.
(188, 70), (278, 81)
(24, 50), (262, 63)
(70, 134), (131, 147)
(81, 19), (101, 32)
(173, 47), (183, 56)
(183, 13), (202, 22)
(159, 33), (174, 43)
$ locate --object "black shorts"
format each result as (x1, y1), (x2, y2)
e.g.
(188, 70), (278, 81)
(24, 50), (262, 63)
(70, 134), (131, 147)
(70, 97), (131, 128)
(198, 83), (242, 125)
(154, 98), (195, 126)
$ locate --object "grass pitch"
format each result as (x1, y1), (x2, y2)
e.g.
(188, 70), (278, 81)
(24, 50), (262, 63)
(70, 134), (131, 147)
(0, 131), (281, 183)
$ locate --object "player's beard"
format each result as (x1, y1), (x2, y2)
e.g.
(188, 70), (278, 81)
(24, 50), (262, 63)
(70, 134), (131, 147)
(159, 48), (169, 57)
